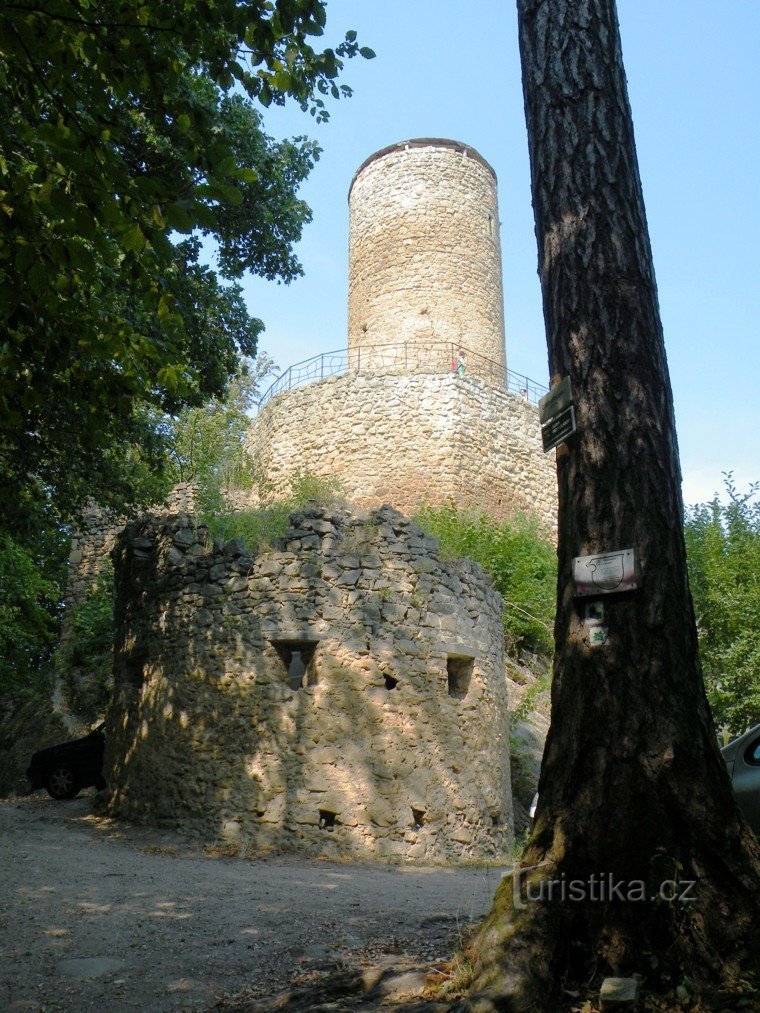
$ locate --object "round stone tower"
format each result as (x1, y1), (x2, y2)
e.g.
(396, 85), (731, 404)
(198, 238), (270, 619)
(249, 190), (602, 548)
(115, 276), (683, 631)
(348, 138), (507, 374)
(241, 138), (556, 535)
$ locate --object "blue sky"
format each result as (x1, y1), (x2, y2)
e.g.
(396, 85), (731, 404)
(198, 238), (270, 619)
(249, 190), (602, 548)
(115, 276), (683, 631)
(238, 0), (759, 507)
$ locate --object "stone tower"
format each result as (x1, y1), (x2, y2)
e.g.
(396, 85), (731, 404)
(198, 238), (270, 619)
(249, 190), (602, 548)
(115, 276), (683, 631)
(245, 138), (556, 532)
(348, 139), (507, 373)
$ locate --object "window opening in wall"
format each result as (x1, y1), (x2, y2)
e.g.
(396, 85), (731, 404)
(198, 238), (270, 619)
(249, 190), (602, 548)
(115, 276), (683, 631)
(124, 651), (147, 688)
(272, 640), (318, 690)
(491, 813), (501, 827)
(447, 655), (473, 700)
(384, 674), (399, 691)
(411, 807), (426, 828)
(487, 212), (494, 237)
(319, 809), (337, 831)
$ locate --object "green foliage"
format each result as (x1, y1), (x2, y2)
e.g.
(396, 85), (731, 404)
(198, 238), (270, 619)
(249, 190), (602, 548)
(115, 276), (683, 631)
(685, 475), (760, 734)
(150, 354), (276, 500)
(60, 569), (115, 673)
(55, 567), (115, 718)
(205, 501), (296, 554)
(0, 531), (65, 695)
(513, 671), (551, 722)
(0, 1), (369, 528)
(413, 503), (557, 655)
(203, 471), (344, 553)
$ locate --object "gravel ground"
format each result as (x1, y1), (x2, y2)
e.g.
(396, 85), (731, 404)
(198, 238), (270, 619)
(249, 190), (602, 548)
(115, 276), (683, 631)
(0, 793), (508, 1011)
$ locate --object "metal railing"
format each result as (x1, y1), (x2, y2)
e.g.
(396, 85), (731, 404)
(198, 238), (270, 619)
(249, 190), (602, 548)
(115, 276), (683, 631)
(257, 340), (548, 408)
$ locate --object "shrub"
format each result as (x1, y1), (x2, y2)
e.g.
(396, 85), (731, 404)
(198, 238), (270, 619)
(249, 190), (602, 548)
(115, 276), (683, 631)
(55, 566), (114, 718)
(685, 475), (760, 735)
(413, 502), (556, 656)
(201, 470), (345, 554)
(0, 531), (64, 697)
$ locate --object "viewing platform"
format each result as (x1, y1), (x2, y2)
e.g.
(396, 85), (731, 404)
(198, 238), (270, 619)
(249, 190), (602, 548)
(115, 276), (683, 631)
(258, 340), (548, 409)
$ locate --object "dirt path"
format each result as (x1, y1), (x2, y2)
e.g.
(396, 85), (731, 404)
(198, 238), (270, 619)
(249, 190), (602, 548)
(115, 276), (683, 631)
(0, 793), (508, 1011)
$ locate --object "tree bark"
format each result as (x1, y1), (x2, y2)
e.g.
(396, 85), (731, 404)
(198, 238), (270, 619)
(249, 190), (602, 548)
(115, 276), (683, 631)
(463, 1), (760, 1008)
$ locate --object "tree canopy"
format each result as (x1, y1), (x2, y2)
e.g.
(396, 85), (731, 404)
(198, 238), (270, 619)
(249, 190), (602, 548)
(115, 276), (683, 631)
(0, 1), (371, 527)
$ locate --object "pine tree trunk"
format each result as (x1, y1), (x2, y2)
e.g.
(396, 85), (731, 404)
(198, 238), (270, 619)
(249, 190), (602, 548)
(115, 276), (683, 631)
(463, 1), (760, 1007)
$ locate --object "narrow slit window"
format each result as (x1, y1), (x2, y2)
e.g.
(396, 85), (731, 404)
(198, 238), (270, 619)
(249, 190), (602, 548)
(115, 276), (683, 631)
(273, 641), (318, 690)
(447, 656), (473, 700)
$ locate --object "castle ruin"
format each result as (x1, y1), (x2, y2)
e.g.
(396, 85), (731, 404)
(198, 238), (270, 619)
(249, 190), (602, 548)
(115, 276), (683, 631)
(105, 506), (512, 863)
(65, 139), (557, 863)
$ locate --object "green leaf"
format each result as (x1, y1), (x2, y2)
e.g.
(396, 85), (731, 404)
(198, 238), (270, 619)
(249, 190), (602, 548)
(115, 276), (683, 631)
(235, 168), (259, 183)
(272, 70), (293, 92)
(301, 20), (324, 37)
(164, 203), (194, 233)
(121, 223), (146, 253)
(66, 241), (95, 272)
(359, 47), (376, 59)
(217, 184), (244, 207)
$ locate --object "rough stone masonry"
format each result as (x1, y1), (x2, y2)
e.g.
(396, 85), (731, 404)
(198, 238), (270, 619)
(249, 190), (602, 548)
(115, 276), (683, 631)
(105, 505), (513, 863)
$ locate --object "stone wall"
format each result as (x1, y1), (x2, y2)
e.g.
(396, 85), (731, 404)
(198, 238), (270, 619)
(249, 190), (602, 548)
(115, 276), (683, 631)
(245, 371), (557, 535)
(451, 376), (556, 526)
(63, 483), (197, 629)
(105, 505), (513, 864)
(348, 139), (506, 372)
(64, 504), (121, 633)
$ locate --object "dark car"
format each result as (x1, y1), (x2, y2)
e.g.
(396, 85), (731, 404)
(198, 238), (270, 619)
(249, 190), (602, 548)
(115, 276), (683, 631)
(27, 724), (106, 800)
(722, 723), (760, 836)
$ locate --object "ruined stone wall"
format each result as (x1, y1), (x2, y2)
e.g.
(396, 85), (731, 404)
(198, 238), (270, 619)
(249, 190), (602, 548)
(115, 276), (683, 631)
(105, 506), (512, 864)
(245, 372), (557, 535)
(348, 139), (507, 372)
(63, 483), (197, 628)
(64, 504), (122, 631)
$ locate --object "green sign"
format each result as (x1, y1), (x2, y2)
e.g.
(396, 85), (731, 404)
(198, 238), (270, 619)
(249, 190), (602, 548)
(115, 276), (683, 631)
(538, 376), (573, 425)
(541, 404), (576, 453)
